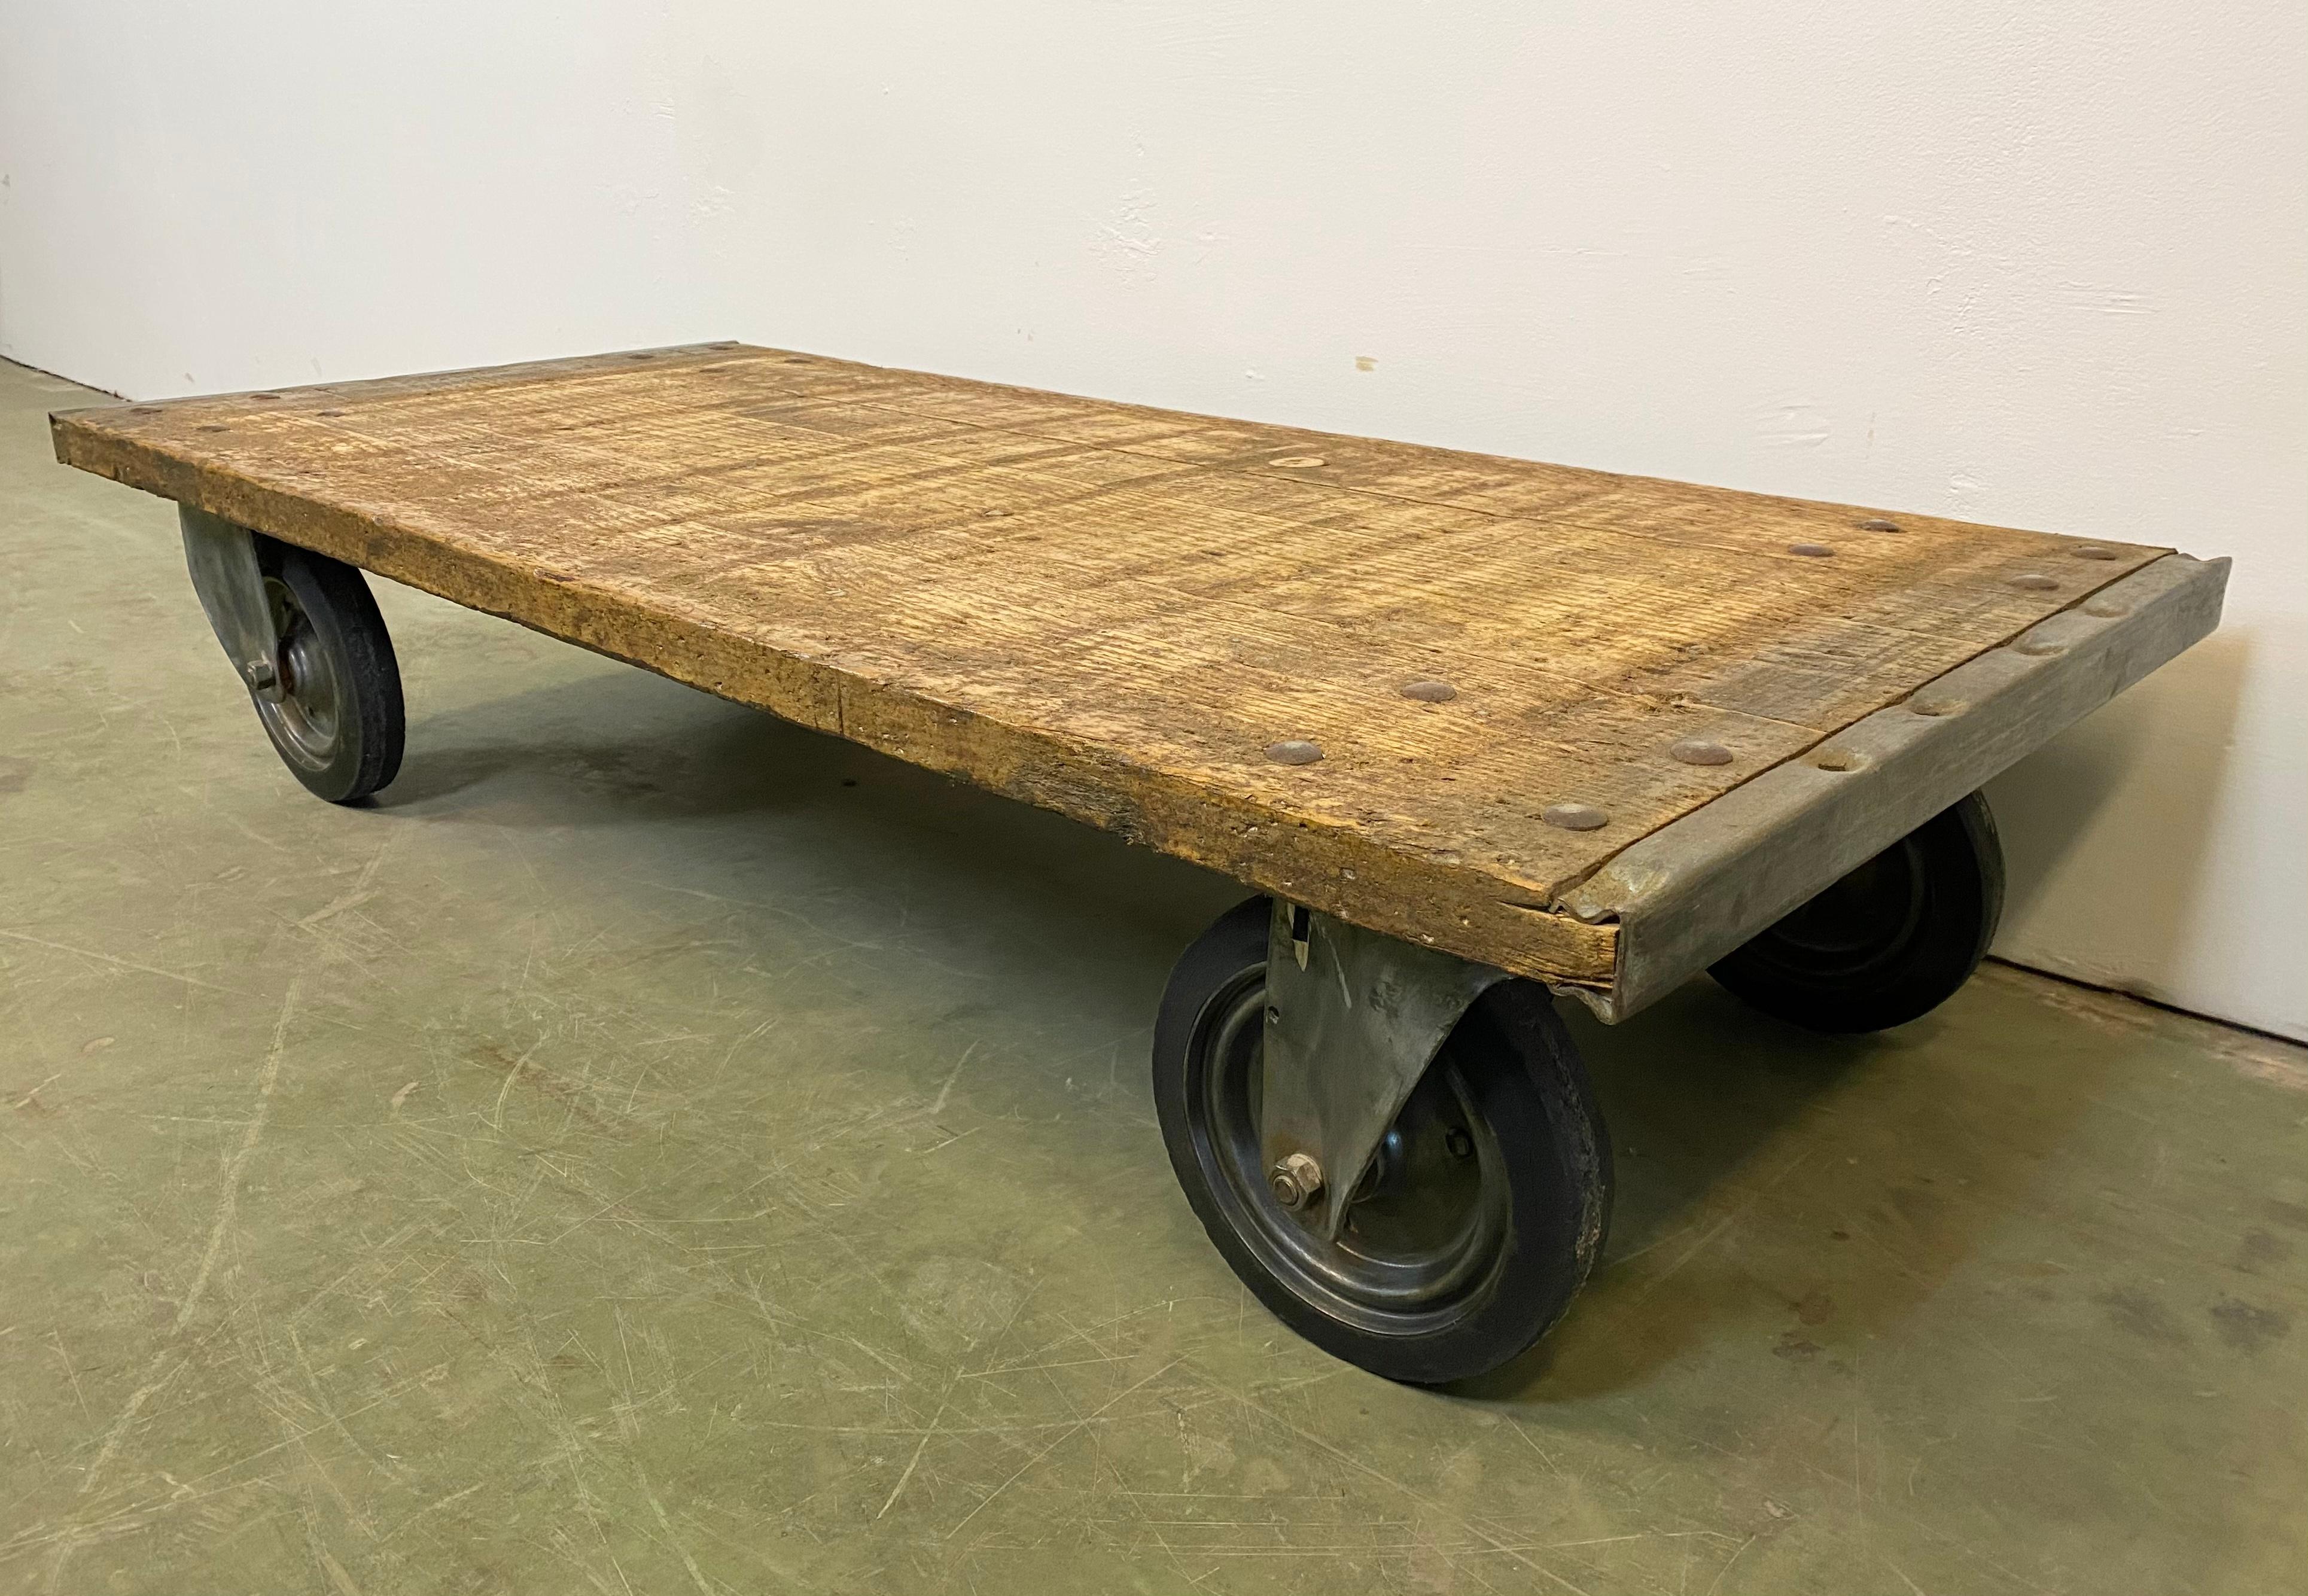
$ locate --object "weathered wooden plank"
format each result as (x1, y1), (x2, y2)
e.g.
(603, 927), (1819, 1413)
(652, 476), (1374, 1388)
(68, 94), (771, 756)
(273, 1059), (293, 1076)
(50, 345), (2172, 992)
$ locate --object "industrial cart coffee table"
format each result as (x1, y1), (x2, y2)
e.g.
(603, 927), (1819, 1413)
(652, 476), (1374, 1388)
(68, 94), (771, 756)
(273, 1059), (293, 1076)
(53, 343), (2227, 1383)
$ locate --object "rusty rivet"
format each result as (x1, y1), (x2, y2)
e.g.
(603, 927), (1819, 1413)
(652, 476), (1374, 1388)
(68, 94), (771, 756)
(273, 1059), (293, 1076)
(1813, 748), (1863, 772)
(1857, 517), (1902, 532)
(1908, 696), (1963, 717)
(1542, 803), (1608, 831)
(2008, 573), (2059, 591)
(2082, 598), (2132, 619)
(1269, 455), (1325, 469)
(1669, 738), (1732, 766)
(2071, 546), (2122, 560)
(1401, 679), (1457, 703)
(1266, 739), (1324, 766)
(1789, 542), (1835, 558)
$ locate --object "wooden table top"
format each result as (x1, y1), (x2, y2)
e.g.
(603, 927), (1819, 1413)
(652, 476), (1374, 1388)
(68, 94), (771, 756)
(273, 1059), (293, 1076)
(51, 344), (2164, 988)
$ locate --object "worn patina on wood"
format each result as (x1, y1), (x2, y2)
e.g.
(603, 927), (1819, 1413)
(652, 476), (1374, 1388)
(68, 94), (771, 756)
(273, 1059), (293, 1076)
(51, 343), (2171, 992)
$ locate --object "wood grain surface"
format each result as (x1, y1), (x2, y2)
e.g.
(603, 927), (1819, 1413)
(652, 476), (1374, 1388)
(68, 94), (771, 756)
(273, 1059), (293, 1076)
(50, 343), (2166, 989)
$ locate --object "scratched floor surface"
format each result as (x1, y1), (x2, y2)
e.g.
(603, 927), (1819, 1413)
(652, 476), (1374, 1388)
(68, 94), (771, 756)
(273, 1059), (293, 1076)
(3, 357), (2304, 1594)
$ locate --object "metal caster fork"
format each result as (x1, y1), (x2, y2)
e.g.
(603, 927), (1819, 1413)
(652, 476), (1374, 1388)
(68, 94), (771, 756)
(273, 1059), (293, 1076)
(181, 507), (404, 804)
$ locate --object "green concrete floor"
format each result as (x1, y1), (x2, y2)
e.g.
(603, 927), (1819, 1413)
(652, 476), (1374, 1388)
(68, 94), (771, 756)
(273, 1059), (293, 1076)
(2, 355), (2303, 1596)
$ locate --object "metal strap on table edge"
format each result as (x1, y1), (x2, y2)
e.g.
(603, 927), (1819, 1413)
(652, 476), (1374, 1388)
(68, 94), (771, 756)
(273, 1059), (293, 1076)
(1552, 552), (2230, 1024)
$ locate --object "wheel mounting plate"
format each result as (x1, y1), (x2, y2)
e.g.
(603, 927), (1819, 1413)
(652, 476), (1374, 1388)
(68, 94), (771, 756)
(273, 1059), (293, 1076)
(1261, 903), (1509, 1244)
(180, 506), (287, 700)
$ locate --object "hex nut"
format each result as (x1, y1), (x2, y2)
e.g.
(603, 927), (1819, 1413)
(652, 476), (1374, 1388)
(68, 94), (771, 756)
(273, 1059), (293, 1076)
(1270, 1152), (1325, 1211)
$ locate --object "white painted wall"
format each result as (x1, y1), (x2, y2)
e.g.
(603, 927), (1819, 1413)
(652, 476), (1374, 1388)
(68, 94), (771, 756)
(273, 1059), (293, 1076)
(4, 2), (2301, 1037)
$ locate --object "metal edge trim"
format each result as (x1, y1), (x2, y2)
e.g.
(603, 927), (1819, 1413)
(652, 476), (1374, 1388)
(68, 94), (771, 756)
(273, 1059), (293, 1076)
(1558, 552), (2230, 1023)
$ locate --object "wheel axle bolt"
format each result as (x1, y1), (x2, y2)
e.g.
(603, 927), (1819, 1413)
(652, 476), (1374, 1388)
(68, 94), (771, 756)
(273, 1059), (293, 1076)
(1444, 1128), (1474, 1161)
(1269, 1152), (1324, 1211)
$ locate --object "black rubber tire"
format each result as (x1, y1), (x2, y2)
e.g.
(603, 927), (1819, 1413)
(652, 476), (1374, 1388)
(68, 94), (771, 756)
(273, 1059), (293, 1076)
(1710, 791), (2004, 1034)
(1152, 897), (1612, 1385)
(248, 540), (405, 804)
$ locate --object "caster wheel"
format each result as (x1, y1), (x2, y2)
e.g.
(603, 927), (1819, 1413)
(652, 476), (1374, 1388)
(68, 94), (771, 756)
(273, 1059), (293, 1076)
(248, 541), (405, 804)
(1152, 898), (1613, 1385)
(1710, 791), (2004, 1034)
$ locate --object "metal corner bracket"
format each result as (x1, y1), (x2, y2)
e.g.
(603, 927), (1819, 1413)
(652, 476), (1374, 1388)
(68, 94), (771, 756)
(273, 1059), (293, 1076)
(1558, 551), (2229, 1024)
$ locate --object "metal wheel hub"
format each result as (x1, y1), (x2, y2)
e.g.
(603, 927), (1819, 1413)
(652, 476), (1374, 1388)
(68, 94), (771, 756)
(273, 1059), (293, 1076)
(1189, 971), (1512, 1333)
(253, 578), (345, 770)
(1751, 836), (1929, 978)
